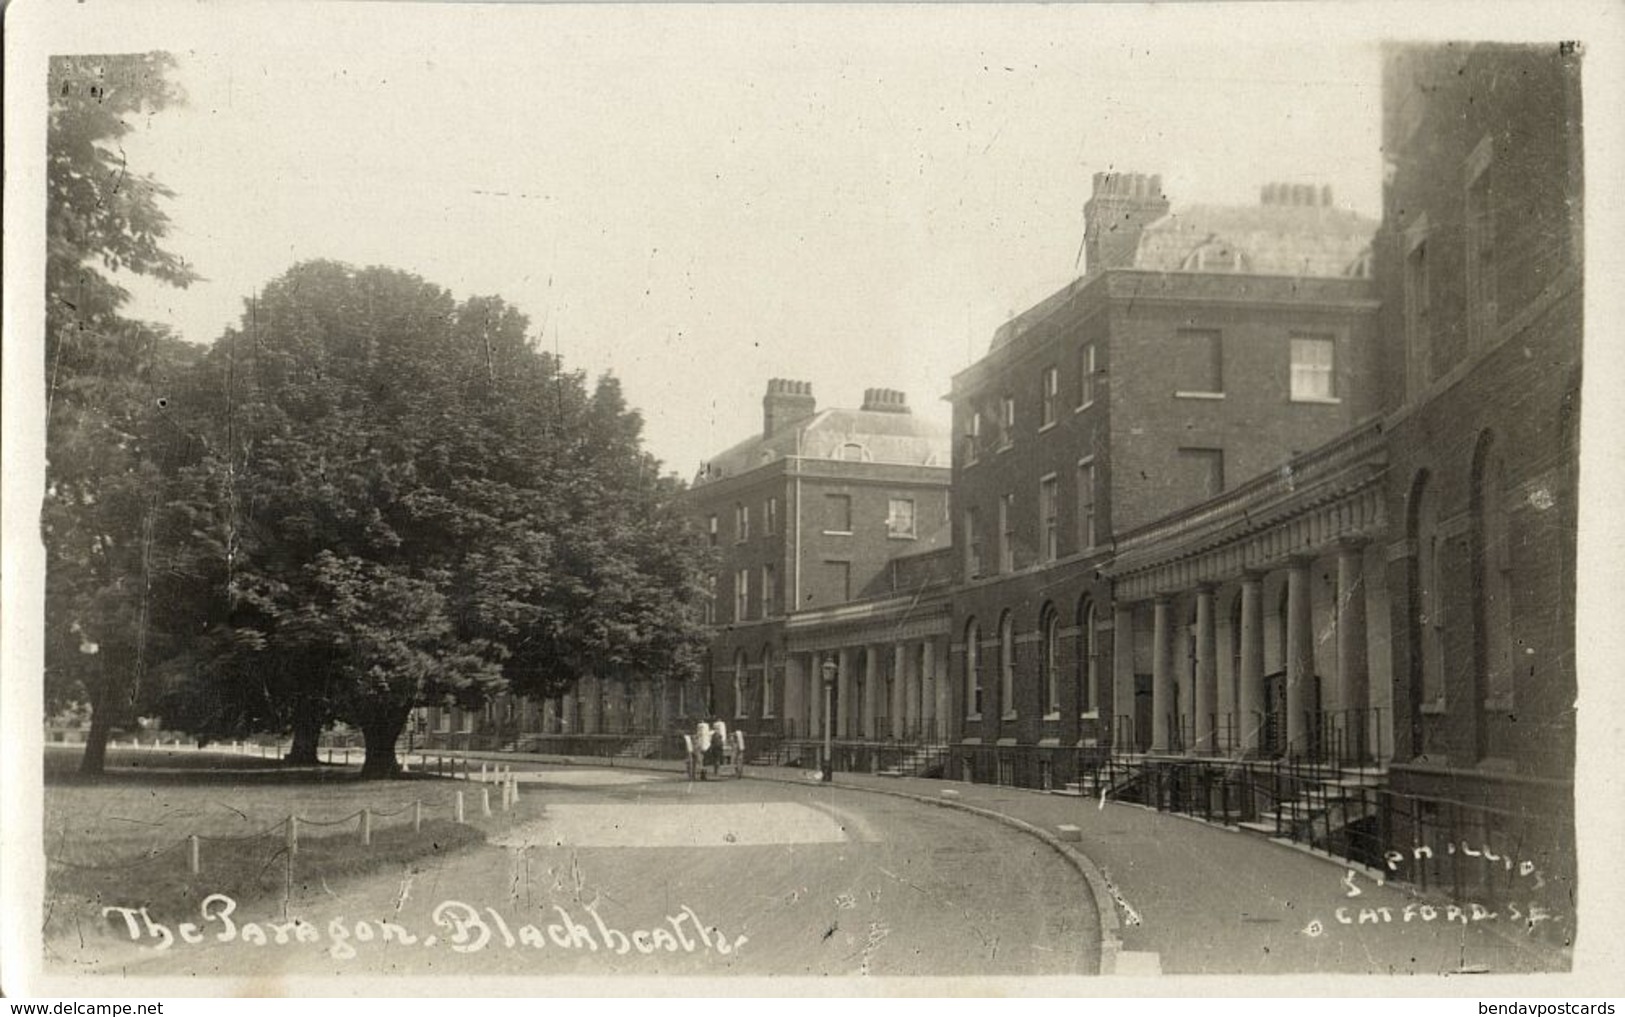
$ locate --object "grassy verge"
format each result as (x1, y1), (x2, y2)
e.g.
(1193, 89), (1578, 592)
(42, 746), (535, 941)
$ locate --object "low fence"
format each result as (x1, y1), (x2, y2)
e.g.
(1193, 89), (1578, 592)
(47, 761), (528, 880)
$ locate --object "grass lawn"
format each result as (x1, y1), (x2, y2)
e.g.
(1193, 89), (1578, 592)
(42, 745), (535, 939)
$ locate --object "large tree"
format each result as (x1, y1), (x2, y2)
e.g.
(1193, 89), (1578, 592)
(43, 53), (200, 774)
(165, 261), (710, 776)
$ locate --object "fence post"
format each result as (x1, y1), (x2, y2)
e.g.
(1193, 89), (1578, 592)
(287, 815), (299, 857)
(511, 774), (521, 802)
(455, 790), (465, 824)
(188, 834), (200, 875)
(481, 787), (492, 817)
(414, 800), (422, 833)
(481, 762), (488, 783)
(361, 808), (372, 846)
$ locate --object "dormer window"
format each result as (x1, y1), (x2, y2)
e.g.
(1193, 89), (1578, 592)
(1180, 237), (1251, 273)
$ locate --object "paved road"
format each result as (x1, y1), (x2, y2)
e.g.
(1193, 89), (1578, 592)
(57, 768), (1099, 981)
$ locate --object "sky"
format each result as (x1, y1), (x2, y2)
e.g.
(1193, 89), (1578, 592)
(88, 3), (1399, 476)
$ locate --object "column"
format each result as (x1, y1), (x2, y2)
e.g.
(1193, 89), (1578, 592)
(1194, 585), (1217, 755)
(783, 654), (802, 738)
(863, 645), (880, 740)
(1286, 557), (1315, 758)
(891, 644), (907, 740)
(837, 648), (854, 738)
(1151, 597), (1174, 753)
(1238, 573), (1265, 755)
(1112, 603), (1136, 751)
(808, 653), (825, 738)
(905, 643), (923, 741)
(925, 640), (945, 739)
(1337, 540), (1370, 763)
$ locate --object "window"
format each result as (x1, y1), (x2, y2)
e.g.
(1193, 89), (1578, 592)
(965, 508), (984, 579)
(734, 568), (750, 621)
(1079, 343), (1098, 408)
(887, 498), (916, 539)
(839, 442), (867, 462)
(999, 611), (1016, 719)
(765, 496), (779, 536)
(1474, 435), (1513, 715)
(1404, 223), (1432, 398)
(1077, 458), (1097, 551)
(703, 574), (717, 624)
(1041, 604), (1061, 715)
(964, 410), (982, 465)
(1174, 328), (1224, 396)
(824, 493), (852, 533)
(825, 560), (852, 603)
(1078, 599), (1099, 716)
(1179, 447), (1225, 499)
(1410, 472), (1445, 713)
(999, 493), (1016, 572)
(1465, 138), (1497, 350)
(707, 515), (718, 547)
(999, 396), (1016, 449)
(735, 502), (750, 542)
(1040, 366), (1058, 428)
(734, 650), (748, 720)
(965, 619), (983, 717)
(437, 708), (450, 733)
(761, 563), (776, 617)
(1039, 475), (1059, 563)
(1290, 334), (1337, 402)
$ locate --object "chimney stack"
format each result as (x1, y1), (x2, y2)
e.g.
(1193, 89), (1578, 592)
(1260, 182), (1334, 208)
(860, 388), (911, 414)
(763, 378), (816, 437)
(1083, 171), (1169, 272)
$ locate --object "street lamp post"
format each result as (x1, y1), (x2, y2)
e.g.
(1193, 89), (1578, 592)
(820, 658), (837, 783)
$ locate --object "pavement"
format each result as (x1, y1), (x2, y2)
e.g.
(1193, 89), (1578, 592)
(435, 749), (1576, 978)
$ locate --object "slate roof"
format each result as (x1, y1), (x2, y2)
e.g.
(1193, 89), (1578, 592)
(696, 407), (950, 485)
(1132, 202), (1376, 277)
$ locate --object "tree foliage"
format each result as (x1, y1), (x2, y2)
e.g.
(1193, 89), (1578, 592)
(163, 261), (712, 776)
(43, 53), (200, 774)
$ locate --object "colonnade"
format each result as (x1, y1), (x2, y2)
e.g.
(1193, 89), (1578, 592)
(1113, 539), (1376, 763)
(781, 636), (951, 742)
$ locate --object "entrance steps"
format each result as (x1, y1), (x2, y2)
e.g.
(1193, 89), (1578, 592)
(612, 735), (664, 760)
(875, 745), (950, 778)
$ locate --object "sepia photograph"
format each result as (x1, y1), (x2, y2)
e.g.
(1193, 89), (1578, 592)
(2, 0), (1621, 1000)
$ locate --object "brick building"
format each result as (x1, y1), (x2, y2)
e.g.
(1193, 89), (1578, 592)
(946, 173), (1380, 786)
(685, 380), (953, 749)
(1373, 41), (1581, 891)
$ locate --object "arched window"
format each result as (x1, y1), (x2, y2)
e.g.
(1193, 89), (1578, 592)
(1473, 433), (1513, 718)
(733, 649), (749, 720)
(761, 645), (776, 718)
(1041, 604), (1061, 715)
(999, 611), (1016, 719)
(1408, 471), (1445, 716)
(965, 618), (983, 717)
(1076, 597), (1099, 715)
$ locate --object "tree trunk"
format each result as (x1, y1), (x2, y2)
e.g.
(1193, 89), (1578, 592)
(80, 702), (113, 777)
(79, 664), (118, 777)
(359, 711), (408, 779)
(285, 712), (322, 765)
